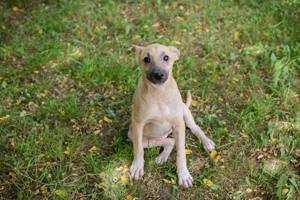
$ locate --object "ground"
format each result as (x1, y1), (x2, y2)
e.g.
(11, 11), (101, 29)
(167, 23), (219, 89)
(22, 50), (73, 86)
(0, 0), (300, 199)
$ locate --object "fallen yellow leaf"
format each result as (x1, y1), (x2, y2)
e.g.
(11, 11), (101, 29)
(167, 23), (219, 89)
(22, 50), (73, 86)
(119, 55), (124, 60)
(103, 116), (111, 123)
(210, 150), (217, 157)
(203, 178), (213, 187)
(126, 195), (133, 200)
(55, 190), (67, 198)
(171, 178), (176, 184)
(33, 70), (39, 74)
(88, 146), (97, 152)
(232, 77), (239, 82)
(215, 155), (222, 163)
(120, 176), (127, 185)
(122, 167), (129, 173)
(240, 132), (248, 138)
(163, 179), (171, 184)
(176, 16), (184, 21)
(42, 187), (47, 194)
(191, 100), (198, 107)
(64, 146), (70, 155)
(152, 22), (160, 27)
(118, 85), (124, 90)
(272, 138), (277, 142)
(20, 110), (26, 117)
(282, 189), (289, 194)
(164, 5), (169, 9)
(234, 32), (239, 40)
(185, 149), (191, 154)
(172, 40), (181, 45)
(216, 109), (222, 113)
(13, 6), (20, 11)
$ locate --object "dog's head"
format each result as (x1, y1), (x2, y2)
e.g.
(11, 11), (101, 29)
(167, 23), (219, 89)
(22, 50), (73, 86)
(131, 43), (180, 86)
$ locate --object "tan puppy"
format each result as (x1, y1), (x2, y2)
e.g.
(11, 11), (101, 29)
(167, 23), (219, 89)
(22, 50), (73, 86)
(128, 43), (215, 188)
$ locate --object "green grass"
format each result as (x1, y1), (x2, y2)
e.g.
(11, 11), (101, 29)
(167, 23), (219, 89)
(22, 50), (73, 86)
(1, 0), (300, 199)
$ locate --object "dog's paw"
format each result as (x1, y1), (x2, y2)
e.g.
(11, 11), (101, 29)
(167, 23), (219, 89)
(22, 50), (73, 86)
(202, 138), (215, 152)
(155, 153), (169, 165)
(130, 159), (144, 180)
(178, 170), (193, 188)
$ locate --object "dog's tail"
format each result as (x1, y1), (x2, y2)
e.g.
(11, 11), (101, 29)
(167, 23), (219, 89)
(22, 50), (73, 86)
(186, 90), (192, 108)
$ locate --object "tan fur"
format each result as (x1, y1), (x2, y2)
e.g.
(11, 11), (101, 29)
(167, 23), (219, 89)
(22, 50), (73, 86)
(128, 44), (215, 188)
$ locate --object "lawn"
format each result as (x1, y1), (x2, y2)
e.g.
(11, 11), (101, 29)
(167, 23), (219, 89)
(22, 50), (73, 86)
(0, 0), (300, 199)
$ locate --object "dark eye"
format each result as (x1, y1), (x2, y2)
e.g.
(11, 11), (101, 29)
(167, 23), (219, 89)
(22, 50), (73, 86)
(163, 55), (169, 61)
(143, 57), (150, 63)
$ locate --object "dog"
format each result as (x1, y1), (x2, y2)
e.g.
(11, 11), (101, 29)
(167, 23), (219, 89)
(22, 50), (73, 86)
(128, 43), (215, 188)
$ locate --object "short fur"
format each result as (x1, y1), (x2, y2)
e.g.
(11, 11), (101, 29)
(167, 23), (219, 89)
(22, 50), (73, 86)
(128, 44), (215, 188)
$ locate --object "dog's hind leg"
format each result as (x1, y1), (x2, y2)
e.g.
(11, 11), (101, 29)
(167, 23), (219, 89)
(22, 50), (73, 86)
(183, 99), (215, 152)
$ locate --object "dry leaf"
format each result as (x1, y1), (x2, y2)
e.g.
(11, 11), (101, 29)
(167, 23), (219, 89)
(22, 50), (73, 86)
(257, 154), (264, 159)
(171, 178), (176, 184)
(203, 178), (213, 187)
(64, 146), (70, 155)
(13, 6), (20, 11)
(176, 16), (184, 21)
(234, 32), (239, 40)
(120, 176), (127, 185)
(55, 190), (67, 198)
(126, 196), (133, 200)
(192, 100), (198, 107)
(216, 109), (222, 113)
(240, 132), (248, 138)
(122, 167), (129, 173)
(33, 70), (39, 74)
(272, 138), (277, 142)
(88, 146), (97, 152)
(232, 77), (239, 82)
(20, 110), (26, 117)
(152, 23), (160, 27)
(172, 40), (181, 45)
(163, 179), (171, 184)
(103, 116), (111, 123)
(118, 85), (124, 90)
(210, 150), (217, 157)
(185, 149), (191, 154)
(282, 189), (289, 194)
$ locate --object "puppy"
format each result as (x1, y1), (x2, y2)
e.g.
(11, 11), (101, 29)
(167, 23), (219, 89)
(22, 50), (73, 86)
(128, 44), (215, 188)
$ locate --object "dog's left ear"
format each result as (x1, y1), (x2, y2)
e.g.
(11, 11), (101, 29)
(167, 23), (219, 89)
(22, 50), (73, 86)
(131, 45), (144, 62)
(169, 46), (180, 61)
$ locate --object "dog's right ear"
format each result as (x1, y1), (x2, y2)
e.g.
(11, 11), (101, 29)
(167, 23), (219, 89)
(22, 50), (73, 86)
(131, 45), (144, 62)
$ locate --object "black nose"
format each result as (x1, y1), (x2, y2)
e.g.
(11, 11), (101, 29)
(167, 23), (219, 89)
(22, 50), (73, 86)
(153, 71), (164, 80)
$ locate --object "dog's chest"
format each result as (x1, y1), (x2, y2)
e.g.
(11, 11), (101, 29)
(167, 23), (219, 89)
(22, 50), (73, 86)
(151, 100), (182, 120)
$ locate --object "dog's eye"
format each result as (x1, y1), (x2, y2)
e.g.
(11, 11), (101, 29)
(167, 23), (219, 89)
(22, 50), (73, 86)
(143, 57), (150, 63)
(163, 55), (169, 61)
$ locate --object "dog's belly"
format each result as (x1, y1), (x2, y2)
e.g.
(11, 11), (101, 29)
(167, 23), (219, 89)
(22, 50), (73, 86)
(143, 120), (173, 138)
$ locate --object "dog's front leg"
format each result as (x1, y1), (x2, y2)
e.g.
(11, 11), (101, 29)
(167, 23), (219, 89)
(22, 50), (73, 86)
(130, 122), (145, 180)
(173, 121), (193, 188)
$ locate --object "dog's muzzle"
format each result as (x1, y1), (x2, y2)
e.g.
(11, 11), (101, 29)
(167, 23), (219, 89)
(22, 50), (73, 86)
(147, 68), (168, 85)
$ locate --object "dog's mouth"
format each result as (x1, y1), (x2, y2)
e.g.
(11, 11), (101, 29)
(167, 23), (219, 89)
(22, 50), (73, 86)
(146, 69), (168, 85)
